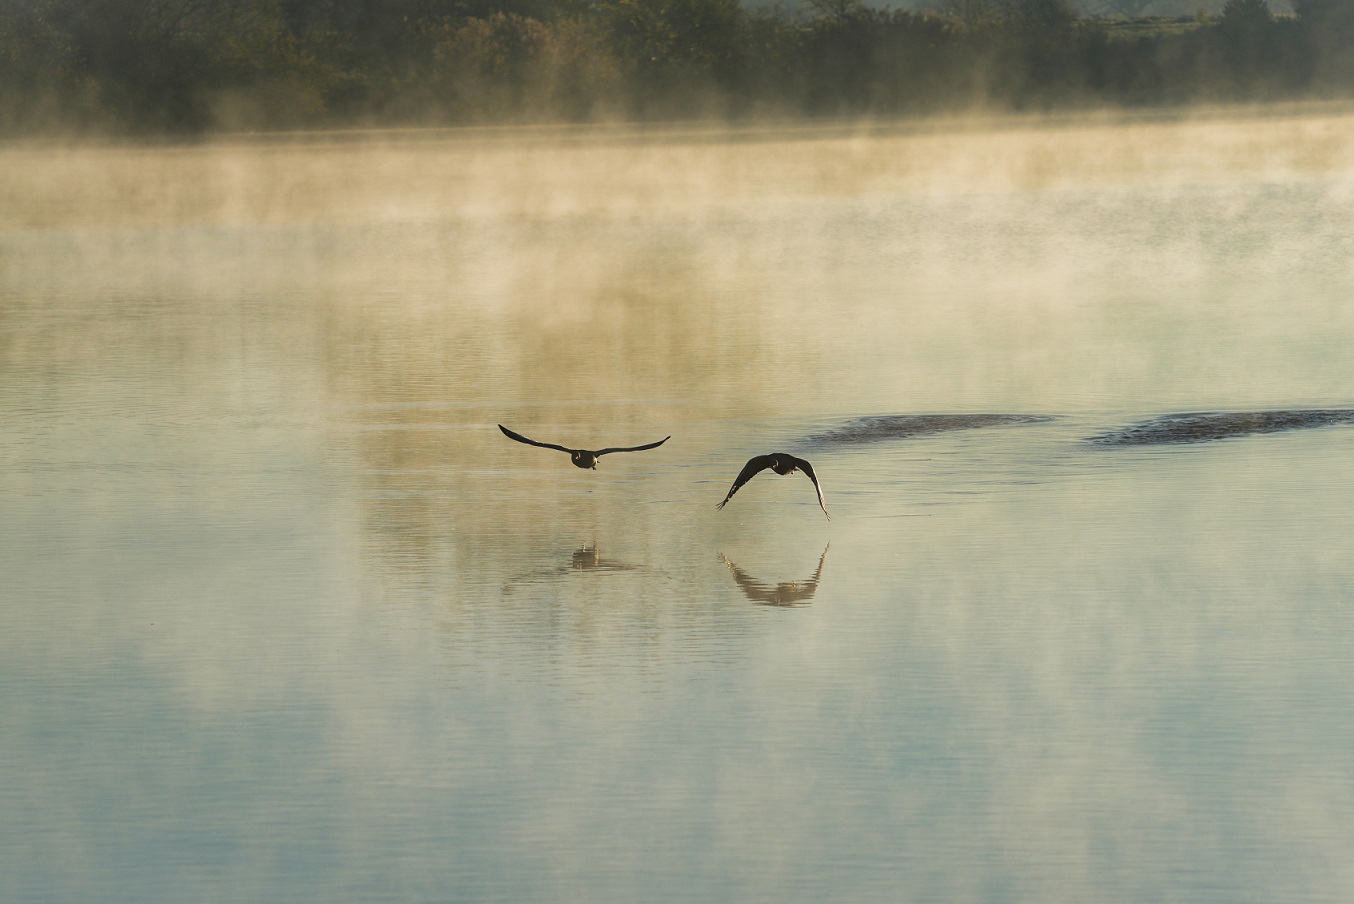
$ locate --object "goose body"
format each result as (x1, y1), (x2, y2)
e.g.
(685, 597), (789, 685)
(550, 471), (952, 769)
(498, 424), (670, 469)
(716, 453), (830, 519)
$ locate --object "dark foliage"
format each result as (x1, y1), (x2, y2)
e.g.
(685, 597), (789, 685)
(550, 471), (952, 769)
(2, 0), (1353, 134)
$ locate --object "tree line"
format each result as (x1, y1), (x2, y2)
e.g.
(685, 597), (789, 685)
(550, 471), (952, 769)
(1, 0), (1352, 135)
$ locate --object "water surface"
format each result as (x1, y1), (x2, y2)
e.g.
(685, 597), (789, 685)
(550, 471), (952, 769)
(5, 114), (1354, 903)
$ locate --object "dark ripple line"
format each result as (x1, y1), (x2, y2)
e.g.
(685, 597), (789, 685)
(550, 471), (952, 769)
(1089, 409), (1354, 446)
(803, 413), (1055, 448)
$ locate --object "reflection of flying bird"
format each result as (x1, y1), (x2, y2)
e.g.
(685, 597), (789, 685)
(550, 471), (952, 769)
(563, 543), (637, 574)
(498, 424), (670, 470)
(502, 544), (644, 592)
(721, 544), (830, 607)
(569, 543), (627, 571)
(716, 453), (830, 519)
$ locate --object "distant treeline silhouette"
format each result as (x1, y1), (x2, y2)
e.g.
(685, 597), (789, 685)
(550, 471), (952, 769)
(2, 0), (1352, 134)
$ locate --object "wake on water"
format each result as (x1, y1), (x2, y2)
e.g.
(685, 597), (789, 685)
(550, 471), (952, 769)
(795, 410), (1354, 450)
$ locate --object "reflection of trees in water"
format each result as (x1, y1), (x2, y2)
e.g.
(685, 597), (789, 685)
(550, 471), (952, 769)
(323, 229), (774, 416)
(721, 544), (829, 608)
(329, 231), (784, 591)
(327, 238), (764, 647)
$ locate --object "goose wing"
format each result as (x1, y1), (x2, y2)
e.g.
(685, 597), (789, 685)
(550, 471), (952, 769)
(499, 424), (573, 454)
(595, 435), (671, 456)
(791, 456), (831, 520)
(715, 455), (777, 510)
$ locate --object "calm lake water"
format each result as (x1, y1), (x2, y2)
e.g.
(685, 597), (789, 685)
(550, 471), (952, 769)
(5, 112), (1354, 903)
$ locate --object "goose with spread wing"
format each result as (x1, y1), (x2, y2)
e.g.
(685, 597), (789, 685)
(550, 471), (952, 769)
(498, 424), (670, 470)
(716, 453), (830, 519)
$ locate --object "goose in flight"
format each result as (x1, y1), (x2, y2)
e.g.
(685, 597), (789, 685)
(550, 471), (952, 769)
(716, 453), (830, 519)
(498, 424), (670, 470)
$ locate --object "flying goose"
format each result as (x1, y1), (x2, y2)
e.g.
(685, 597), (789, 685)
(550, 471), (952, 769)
(498, 424), (670, 470)
(716, 453), (830, 519)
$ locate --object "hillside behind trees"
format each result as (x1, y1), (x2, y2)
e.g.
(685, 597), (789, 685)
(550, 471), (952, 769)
(2, 0), (1352, 135)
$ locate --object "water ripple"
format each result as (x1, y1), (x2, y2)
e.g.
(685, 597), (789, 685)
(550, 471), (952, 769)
(1089, 409), (1354, 446)
(803, 413), (1054, 448)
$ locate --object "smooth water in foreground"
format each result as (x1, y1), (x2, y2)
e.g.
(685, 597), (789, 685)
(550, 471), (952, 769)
(5, 113), (1354, 902)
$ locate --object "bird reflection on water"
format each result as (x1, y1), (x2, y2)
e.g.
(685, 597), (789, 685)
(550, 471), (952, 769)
(568, 543), (629, 572)
(720, 544), (830, 608)
(502, 544), (645, 591)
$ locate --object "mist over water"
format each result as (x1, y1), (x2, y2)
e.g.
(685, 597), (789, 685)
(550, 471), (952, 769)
(5, 112), (1354, 902)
